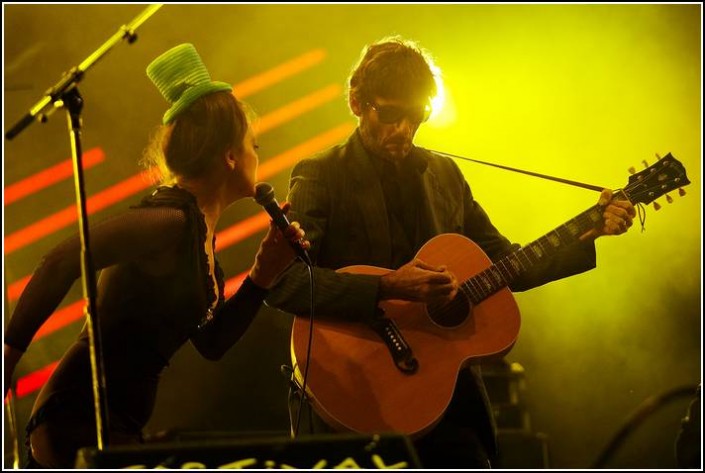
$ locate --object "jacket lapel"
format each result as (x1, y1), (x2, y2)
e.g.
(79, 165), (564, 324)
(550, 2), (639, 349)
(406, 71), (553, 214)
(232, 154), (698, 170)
(344, 133), (392, 267)
(413, 147), (448, 245)
(418, 162), (445, 241)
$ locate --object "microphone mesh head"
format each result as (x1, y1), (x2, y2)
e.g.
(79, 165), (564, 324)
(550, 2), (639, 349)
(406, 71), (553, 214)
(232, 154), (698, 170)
(254, 182), (275, 205)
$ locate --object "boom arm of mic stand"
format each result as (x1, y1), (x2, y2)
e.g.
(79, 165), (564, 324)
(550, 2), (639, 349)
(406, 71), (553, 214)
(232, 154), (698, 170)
(4, 4), (163, 141)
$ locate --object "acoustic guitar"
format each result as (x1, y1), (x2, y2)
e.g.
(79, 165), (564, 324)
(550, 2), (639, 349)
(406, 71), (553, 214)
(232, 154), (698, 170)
(291, 153), (689, 437)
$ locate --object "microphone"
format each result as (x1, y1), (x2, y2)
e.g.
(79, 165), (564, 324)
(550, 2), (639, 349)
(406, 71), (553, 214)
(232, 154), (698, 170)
(254, 182), (312, 266)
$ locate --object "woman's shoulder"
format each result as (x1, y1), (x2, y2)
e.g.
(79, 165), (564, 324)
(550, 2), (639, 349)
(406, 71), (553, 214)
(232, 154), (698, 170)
(129, 185), (204, 239)
(135, 185), (198, 210)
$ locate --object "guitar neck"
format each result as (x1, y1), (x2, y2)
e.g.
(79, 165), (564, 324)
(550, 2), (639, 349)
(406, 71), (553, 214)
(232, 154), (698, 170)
(461, 204), (602, 305)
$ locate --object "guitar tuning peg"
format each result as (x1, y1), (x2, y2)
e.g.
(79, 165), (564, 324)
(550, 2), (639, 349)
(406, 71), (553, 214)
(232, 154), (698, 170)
(628, 166), (636, 175)
(678, 188), (686, 197)
(666, 194), (673, 204)
(642, 160), (649, 168)
(655, 153), (662, 160)
(653, 201), (661, 211)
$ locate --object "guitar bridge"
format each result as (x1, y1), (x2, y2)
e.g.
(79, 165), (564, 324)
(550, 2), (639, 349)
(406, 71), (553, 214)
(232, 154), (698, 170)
(369, 309), (418, 374)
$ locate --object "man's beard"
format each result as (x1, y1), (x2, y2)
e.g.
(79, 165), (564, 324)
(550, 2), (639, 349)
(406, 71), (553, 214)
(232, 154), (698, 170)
(360, 125), (411, 161)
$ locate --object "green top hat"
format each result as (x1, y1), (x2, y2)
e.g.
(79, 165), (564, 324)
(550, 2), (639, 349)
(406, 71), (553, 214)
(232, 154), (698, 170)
(147, 43), (232, 124)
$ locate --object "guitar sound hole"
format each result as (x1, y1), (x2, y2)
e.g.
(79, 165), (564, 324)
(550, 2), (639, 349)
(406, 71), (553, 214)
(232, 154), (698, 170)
(427, 292), (472, 328)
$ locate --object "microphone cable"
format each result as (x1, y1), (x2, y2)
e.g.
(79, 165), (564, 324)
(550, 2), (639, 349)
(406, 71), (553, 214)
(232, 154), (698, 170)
(254, 182), (315, 438)
(292, 262), (315, 438)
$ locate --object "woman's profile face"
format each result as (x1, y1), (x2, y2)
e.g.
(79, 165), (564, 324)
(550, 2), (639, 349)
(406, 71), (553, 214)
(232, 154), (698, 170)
(233, 126), (259, 197)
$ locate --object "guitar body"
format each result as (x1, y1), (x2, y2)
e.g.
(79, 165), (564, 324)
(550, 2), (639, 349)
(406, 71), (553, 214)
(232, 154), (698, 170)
(290, 233), (521, 438)
(290, 153), (690, 437)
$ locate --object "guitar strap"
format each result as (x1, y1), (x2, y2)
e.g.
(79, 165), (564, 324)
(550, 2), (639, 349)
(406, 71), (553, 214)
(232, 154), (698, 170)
(429, 149), (606, 192)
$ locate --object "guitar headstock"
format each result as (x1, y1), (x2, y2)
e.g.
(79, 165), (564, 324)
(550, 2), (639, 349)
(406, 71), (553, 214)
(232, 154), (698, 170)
(623, 153), (690, 206)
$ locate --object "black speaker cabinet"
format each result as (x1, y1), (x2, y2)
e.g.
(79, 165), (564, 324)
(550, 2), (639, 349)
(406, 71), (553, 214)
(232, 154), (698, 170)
(75, 432), (421, 469)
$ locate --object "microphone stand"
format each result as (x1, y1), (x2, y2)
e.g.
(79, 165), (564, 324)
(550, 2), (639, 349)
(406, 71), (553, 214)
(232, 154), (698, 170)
(4, 279), (20, 469)
(4, 4), (163, 451)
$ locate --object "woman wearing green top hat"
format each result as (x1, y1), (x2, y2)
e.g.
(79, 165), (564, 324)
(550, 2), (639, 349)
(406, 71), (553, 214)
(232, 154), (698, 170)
(3, 43), (310, 469)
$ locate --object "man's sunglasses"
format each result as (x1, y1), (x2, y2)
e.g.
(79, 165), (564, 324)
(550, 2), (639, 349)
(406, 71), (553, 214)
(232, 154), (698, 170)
(366, 102), (432, 125)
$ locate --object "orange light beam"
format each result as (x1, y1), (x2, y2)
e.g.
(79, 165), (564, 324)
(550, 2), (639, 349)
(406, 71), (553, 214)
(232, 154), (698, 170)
(233, 49), (326, 98)
(7, 275), (31, 302)
(31, 300), (85, 341)
(15, 361), (59, 398)
(4, 171), (154, 255)
(4, 148), (106, 206)
(256, 121), (353, 180)
(256, 84), (341, 134)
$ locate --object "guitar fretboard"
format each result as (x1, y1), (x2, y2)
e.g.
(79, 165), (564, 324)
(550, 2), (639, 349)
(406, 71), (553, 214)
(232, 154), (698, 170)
(460, 205), (603, 305)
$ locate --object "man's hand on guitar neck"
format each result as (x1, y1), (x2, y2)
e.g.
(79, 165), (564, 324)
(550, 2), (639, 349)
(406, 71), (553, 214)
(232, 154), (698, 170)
(379, 258), (459, 305)
(580, 188), (637, 241)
